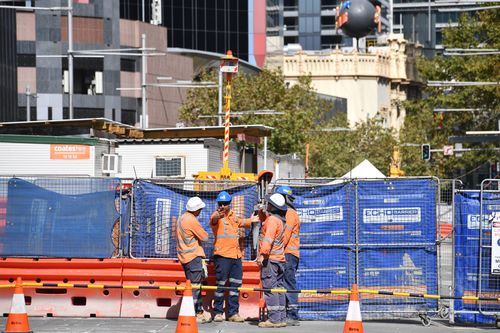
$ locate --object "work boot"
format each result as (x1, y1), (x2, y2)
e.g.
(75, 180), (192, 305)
(258, 320), (281, 328)
(213, 313), (224, 322)
(196, 313), (210, 324)
(286, 318), (300, 326)
(227, 313), (245, 322)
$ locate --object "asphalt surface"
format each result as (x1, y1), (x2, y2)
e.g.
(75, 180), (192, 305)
(0, 317), (496, 333)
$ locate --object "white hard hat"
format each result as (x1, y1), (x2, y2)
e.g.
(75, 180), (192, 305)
(186, 196), (206, 212)
(266, 193), (287, 211)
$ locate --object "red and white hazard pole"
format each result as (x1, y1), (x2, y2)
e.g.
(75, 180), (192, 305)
(219, 50), (238, 178)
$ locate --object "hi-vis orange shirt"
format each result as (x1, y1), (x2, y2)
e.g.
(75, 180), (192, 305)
(259, 214), (286, 262)
(176, 212), (209, 264)
(210, 210), (251, 259)
(284, 208), (300, 258)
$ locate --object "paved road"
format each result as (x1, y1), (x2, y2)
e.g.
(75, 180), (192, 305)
(0, 317), (494, 333)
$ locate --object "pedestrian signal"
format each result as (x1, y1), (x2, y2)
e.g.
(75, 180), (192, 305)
(421, 144), (431, 161)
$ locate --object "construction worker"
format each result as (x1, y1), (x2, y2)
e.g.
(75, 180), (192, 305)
(176, 196), (210, 324)
(210, 191), (259, 323)
(256, 193), (288, 328)
(276, 186), (301, 326)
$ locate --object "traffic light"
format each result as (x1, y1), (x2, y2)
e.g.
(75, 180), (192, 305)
(421, 144), (431, 161)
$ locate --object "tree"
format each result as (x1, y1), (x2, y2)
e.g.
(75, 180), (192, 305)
(179, 69), (329, 157)
(402, 7), (500, 180)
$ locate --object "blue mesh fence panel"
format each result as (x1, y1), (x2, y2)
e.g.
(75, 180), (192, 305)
(1, 177), (121, 258)
(357, 179), (438, 318)
(131, 180), (259, 259)
(454, 191), (500, 324)
(286, 182), (353, 320)
(281, 178), (438, 320)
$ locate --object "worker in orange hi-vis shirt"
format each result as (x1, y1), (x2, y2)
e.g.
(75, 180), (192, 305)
(210, 191), (260, 323)
(177, 196), (211, 324)
(256, 193), (288, 328)
(276, 186), (301, 326)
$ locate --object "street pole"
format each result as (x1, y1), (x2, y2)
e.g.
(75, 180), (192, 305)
(26, 85), (30, 121)
(218, 69), (223, 126)
(141, 33), (148, 129)
(68, 0), (74, 119)
(263, 136), (268, 170)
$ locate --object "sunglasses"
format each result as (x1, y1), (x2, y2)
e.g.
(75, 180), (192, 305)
(218, 202), (230, 207)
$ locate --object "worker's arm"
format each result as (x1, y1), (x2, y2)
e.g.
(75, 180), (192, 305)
(237, 213), (260, 229)
(191, 220), (209, 243)
(210, 211), (222, 226)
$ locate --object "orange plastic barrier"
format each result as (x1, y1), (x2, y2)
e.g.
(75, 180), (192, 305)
(120, 259), (261, 319)
(0, 258), (262, 319)
(121, 259), (186, 318)
(0, 258), (123, 317)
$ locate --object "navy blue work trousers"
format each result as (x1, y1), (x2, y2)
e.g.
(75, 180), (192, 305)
(284, 253), (299, 320)
(261, 259), (286, 324)
(182, 256), (204, 314)
(213, 255), (243, 317)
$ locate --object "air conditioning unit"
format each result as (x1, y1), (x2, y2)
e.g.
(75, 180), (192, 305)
(102, 154), (122, 174)
(155, 156), (185, 178)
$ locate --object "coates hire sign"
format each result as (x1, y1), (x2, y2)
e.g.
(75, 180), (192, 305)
(363, 207), (421, 223)
(50, 144), (90, 160)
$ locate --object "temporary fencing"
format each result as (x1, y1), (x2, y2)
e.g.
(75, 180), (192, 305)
(2, 175), (500, 326)
(276, 177), (439, 322)
(130, 179), (259, 259)
(452, 179), (500, 325)
(0, 176), (123, 258)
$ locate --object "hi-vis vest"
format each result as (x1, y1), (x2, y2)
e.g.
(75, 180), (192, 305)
(176, 212), (208, 264)
(211, 211), (250, 259)
(259, 214), (286, 262)
(284, 208), (300, 258)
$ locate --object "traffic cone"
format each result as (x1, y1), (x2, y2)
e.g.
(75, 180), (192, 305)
(176, 279), (198, 333)
(343, 283), (363, 333)
(3, 277), (32, 333)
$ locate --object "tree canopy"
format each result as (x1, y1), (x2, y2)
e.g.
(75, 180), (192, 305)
(179, 8), (499, 179)
(401, 8), (500, 180)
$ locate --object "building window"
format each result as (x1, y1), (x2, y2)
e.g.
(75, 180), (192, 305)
(155, 157), (185, 177)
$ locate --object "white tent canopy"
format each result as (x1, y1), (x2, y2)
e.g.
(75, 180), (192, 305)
(328, 159), (385, 184)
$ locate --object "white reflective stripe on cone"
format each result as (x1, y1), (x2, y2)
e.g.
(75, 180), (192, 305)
(346, 301), (362, 321)
(179, 296), (196, 316)
(10, 294), (27, 314)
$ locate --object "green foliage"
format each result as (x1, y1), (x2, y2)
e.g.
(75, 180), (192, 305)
(179, 69), (397, 177)
(402, 8), (500, 179)
(179, 69), (325, 157)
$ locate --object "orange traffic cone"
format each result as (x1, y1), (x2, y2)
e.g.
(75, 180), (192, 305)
(3, 277), (32, 333)
(343, 283), (363, 333)
(176, 280), (198, 333)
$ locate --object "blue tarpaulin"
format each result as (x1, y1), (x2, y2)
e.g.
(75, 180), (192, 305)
(2, 178), (120, 258)
(132, 180), (258, 259)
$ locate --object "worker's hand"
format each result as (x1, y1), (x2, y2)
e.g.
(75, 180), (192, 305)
(250, 213), (260, 223)
(256, 254), (265, 267)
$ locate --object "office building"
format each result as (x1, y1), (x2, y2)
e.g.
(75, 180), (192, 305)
(120, 0), (267, 67)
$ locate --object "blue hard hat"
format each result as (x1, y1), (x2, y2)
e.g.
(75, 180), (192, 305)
(276, 186), (294, 198)
(216, 191), (232, 203)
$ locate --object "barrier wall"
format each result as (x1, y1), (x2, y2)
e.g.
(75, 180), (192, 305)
(0, 258), (123, 317)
